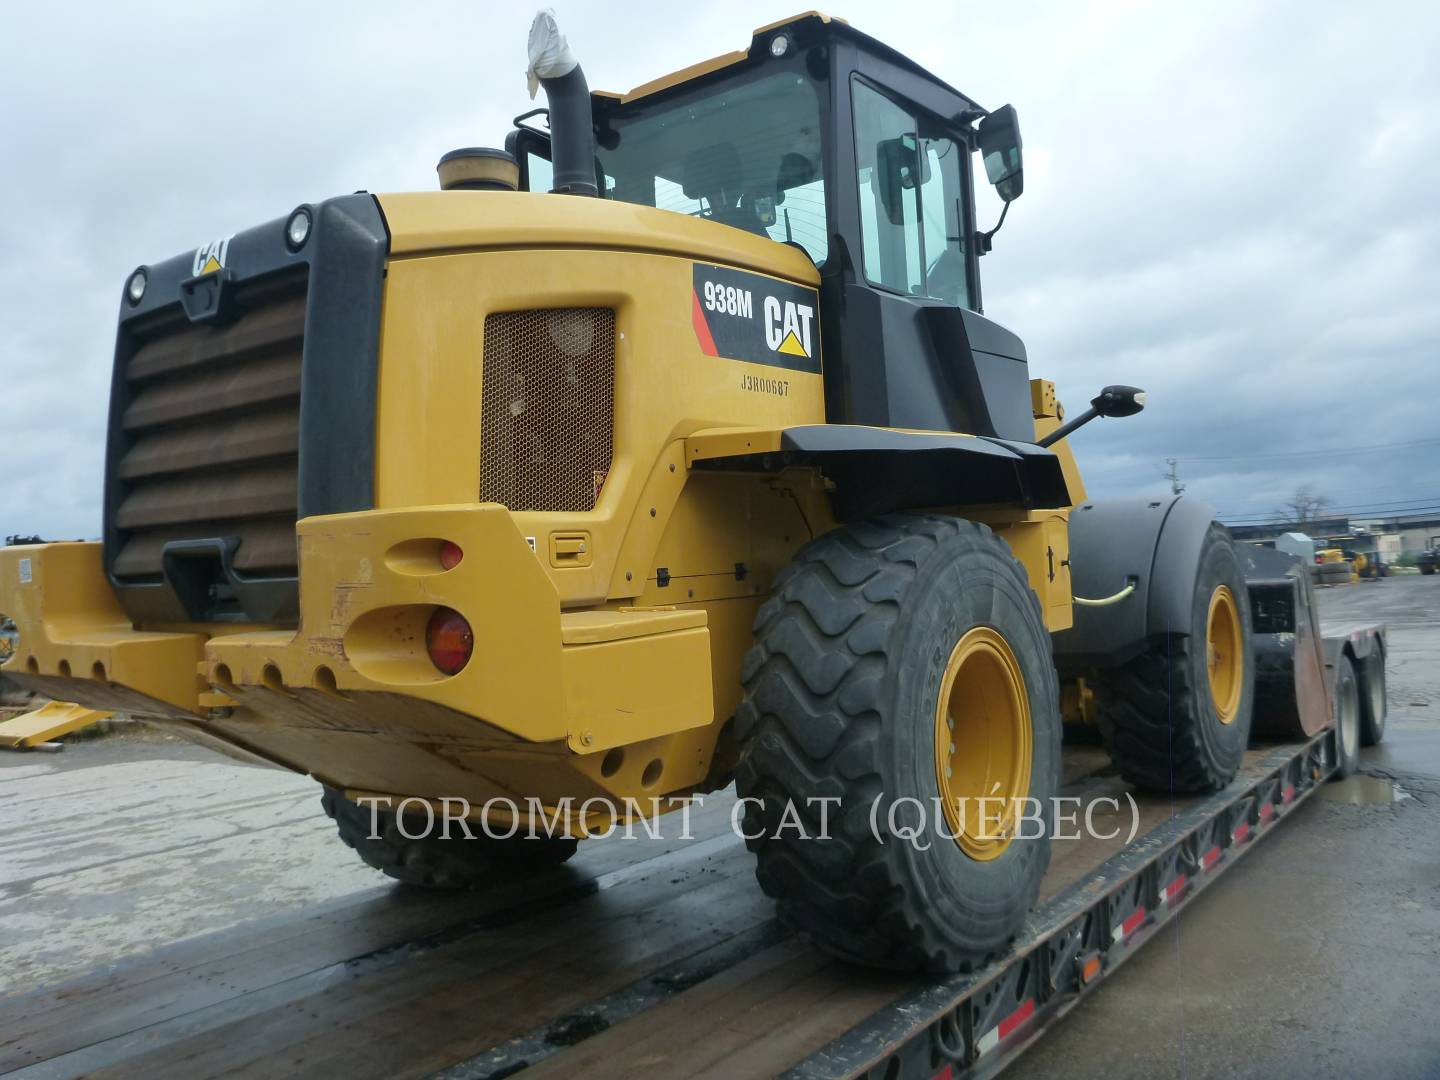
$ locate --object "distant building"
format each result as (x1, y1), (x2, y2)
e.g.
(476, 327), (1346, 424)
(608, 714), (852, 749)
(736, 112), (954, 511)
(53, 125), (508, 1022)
(1227, 513), (1440, 558)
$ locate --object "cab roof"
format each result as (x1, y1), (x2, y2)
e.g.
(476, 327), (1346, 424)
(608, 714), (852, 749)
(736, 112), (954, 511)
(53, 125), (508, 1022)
(593, 11), (983, 116)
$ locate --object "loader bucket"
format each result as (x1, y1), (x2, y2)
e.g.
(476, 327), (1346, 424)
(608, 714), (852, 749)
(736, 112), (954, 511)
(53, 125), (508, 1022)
(1239, 545), (1332, 737)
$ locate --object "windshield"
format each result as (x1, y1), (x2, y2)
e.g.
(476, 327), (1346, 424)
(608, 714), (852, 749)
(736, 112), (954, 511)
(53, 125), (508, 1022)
(593, 72), (828, 265)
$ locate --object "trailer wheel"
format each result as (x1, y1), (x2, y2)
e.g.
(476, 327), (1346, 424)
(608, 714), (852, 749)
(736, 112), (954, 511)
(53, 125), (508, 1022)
(1359, 649), (1386, 746)
(1332, 655), (1360, 779)
(735, 514), (1060, 973)
(1420, 563), (1436, 576)
(320, 787), (577, 889)
(1092, 526), (1255, 793)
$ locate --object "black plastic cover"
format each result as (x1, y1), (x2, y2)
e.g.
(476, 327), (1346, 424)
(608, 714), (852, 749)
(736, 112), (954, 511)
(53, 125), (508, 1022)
(103, 194), (389, 625)
(694, 424), (1069, 521)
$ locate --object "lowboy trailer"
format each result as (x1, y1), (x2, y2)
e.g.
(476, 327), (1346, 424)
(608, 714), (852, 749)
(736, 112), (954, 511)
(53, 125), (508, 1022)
(0, 725), (1375, 1079)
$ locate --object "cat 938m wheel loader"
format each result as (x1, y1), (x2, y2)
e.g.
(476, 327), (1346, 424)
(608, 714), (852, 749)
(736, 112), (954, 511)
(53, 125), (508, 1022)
(0, 11), (1346, 973)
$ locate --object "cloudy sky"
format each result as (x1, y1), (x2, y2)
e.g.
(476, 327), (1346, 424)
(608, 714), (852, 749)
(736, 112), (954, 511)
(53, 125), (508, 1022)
(2, 1), (1437, 542)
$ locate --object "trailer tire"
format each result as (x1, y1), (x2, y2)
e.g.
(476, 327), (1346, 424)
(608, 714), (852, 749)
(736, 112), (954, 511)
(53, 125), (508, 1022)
(735, 514), (1060, 973)
(1359, 649), (1386, 746)
(321, 787), (578, 889)
(1421, 563), (1436, 576)
(1332, 655), (1360, 779)
(1092, 526), (1255, 793)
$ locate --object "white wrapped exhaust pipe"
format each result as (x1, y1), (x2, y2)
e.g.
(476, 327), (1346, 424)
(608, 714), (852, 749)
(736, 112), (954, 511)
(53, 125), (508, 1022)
(526, 9), (598, 196)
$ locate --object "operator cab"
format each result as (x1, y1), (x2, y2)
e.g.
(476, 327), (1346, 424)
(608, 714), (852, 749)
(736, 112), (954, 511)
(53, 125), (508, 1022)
(508, 12), (1033, 441)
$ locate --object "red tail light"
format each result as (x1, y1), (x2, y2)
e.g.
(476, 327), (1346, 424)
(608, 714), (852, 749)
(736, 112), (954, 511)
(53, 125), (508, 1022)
(440, 541), (464, 570)
(426, 607), (473, 675)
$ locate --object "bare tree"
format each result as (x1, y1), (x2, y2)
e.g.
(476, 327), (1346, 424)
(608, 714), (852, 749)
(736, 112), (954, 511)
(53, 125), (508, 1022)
(1276, 484), (1332, 533)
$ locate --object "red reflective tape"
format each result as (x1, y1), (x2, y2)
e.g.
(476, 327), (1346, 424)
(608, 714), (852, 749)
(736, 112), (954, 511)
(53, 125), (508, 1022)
(1259, 803), (1274, 823)
(1233, 822), (1250, 843)
(690, 290), (718, 356)
(932, 1067), (953, 1080)
(1201, 845), (1222, 870)
(1122, 908), (1146, 937)
(1282, 784), (1296, 803)
(998, 998), (1035, 1040)
(1163, 873), (1188, 901)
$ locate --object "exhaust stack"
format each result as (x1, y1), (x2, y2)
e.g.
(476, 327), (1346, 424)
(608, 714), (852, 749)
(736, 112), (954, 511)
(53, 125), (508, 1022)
(526, 10), (598, 197)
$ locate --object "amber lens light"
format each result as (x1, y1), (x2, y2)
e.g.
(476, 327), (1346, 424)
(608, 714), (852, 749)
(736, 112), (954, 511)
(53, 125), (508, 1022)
(440, 541), (464, 570)
(426, 607), (473, 675)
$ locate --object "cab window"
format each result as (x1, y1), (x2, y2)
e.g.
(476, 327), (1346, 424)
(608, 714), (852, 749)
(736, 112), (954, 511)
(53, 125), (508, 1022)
(598, 72), (829, 265)
(852, 78), (973, 308)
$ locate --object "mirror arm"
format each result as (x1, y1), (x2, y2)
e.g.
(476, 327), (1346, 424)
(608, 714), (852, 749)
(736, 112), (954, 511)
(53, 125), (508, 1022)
(975, 200), (1009, 255)
(1037, 385), (1147, 447)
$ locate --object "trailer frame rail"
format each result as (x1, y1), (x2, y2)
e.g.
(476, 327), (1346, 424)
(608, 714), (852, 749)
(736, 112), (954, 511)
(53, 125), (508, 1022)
(782, 732), (1335, 1080)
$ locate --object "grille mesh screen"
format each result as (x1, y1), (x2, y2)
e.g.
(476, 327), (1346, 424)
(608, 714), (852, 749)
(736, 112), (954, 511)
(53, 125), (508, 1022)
(480, 308), (616, 512)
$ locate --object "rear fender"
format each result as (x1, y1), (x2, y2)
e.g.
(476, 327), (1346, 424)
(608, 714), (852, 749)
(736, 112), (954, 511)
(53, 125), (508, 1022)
(686, 424), (1070, 521)
(1052, 496), (1217, 671)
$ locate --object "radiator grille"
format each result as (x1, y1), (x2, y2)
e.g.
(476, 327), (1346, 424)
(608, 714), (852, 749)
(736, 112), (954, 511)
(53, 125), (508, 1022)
(111, 272), (306, 582)
(480, 308), (616, 512)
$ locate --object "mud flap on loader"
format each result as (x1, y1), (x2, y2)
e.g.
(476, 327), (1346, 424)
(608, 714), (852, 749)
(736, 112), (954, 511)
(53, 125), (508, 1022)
(0, 700), (112, 750)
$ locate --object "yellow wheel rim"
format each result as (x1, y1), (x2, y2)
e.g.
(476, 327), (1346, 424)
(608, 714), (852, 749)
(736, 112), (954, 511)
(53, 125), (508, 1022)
(934, 627), (1032, 861)
(1206, 585), (1244, 725)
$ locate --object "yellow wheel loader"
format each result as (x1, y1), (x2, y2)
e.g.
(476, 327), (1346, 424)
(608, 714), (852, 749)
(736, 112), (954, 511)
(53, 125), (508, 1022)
(2, 11), (1343, 973)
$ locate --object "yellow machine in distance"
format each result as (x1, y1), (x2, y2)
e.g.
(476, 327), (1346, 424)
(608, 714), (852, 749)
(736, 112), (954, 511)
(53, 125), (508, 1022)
(1, 12), (1269, 972)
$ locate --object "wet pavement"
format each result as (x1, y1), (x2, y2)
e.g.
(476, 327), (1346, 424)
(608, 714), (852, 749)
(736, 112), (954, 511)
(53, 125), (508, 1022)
(0, 732), (382, 995)
(1023, 573), (1440, 1079)
(1, 575), (1437, 1076)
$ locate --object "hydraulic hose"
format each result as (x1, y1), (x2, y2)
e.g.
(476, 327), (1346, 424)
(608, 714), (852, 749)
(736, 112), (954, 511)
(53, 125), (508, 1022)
(1072, 582), (1137, 607)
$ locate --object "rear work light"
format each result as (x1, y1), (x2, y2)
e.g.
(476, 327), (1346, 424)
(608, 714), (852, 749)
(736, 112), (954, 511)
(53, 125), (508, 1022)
(426, 607), (473, 675)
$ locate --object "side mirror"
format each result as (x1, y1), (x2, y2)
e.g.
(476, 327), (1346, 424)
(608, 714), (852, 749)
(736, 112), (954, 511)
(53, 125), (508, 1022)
(1036, 384), (1146, 447)
(1092, 384), (1146, 418)
(875, 134), (929, 225)
(977, 104), (1023, 203)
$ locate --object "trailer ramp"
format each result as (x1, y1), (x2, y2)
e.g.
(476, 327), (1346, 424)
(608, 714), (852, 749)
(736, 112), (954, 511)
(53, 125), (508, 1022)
(0, 701), (110, 751)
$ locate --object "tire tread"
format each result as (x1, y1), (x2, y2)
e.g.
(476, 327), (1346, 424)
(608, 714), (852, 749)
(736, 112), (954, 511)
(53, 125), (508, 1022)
(737, 513), (1058, 972)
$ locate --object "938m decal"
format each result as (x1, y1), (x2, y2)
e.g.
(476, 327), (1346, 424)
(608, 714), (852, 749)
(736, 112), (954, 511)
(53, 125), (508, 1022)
(691, 264), (821, 375)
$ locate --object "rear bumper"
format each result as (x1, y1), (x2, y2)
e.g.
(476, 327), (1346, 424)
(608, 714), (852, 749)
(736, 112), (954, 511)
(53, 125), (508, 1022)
(0, 542), (206, 715)
(0, 507), (712, 774)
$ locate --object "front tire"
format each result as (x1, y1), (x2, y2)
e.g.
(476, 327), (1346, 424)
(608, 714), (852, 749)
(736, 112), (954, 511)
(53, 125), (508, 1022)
(1092, 525), (1256, 793)
(735, 515), (1060, 973)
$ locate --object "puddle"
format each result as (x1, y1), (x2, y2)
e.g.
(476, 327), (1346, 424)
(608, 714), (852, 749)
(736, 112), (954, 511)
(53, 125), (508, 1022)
(1317, 775), (1412, 805)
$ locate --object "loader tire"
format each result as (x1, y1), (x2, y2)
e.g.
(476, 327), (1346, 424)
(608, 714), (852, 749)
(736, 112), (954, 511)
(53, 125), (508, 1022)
(1319, 562), (1351, 584)
(735, 514), (1060, 973)
(1359, 648), (1386, 746)
(1332, 654), (1360, 779)
(321, 787), (577, 889)
(1092, 526), (1255, 793)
